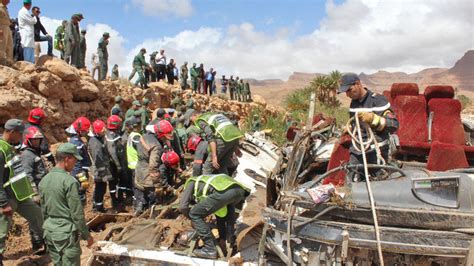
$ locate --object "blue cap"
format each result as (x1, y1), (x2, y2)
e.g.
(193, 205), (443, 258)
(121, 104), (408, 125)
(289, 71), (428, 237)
(338, 73), (360, 93)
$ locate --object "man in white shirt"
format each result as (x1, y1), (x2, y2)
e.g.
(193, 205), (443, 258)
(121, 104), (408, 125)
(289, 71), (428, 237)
(155, 49), (166, 81)
(91, 53), (99, 80)
(17, 0), (36, 63)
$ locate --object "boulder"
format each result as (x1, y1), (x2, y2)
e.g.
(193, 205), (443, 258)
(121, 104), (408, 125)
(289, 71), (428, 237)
(43, 59), (80, 81)
(72, 80), (100, 102)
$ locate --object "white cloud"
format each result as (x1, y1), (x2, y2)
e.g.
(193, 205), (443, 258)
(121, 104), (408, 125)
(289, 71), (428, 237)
(132, 0), (193, 18)
(37, 0), (474, 81)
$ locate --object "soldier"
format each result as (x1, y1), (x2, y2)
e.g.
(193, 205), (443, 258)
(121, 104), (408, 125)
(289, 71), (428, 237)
(0, 0), (13, 63)
(180, 61), (189, 90)
(220, 75), (228, 94)
(105, 115), (128, 209)
(110, 96), (124, 118)
(149, 51), (157, 82)
(237, 78), (244, 102)
(228, 76), (235, 100)
(25, 107), (55, 165)
(89, 120), (116, 213)
(186, 92), (194, 110)
(198, 63), (205, 94)
(134, 120), (175, 214)
(125, 100), (141, 122)
(111, 64), (119, 81)
(64, 14), (81, 67)
(189, 111), (244, 175)
(245, 81), (252, 102)
(39, 143), (94, 265)
(190, 63), (198, 93)
(170, 93), (183, 109)
(128, 48), (149, 89)
(79, 29), (86, 68)
(54, 20), (67, 59)
(98, 32), (110, 81)
(0, 119), (44, 263)
(141, 98), (151, 132)
(179, 174), (250, 259)
(66, 117), (92, 204)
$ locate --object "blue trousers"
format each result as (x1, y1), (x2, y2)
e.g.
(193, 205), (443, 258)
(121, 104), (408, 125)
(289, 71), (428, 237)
(23, 47), (34, 63)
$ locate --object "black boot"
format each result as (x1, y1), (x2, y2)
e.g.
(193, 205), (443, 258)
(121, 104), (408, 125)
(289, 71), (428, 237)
(93, 203), (106, 213)
(31, 232), (46, 255)
(193, 238), (217, 259)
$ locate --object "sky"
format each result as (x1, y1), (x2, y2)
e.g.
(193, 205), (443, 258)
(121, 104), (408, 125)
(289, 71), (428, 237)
(8, 0), (474, 80)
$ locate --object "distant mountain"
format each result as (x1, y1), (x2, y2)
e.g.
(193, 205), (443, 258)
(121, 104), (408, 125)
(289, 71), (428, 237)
(251, 50), (474, 106)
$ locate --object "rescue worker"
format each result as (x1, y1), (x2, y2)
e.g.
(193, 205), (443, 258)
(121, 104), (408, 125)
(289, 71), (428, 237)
(54, 20), (67, 59)
(190, 63), (198, 93)
(64, 14), (81, 67)
(187, 135), (209, 176)
(66, 117), (92, 204)
(25, 107), (55, 165)
(338, 73), (399, 181)
(180, 61), (188, 89)
(128, 48), (149, 89)
(159, 150), (181, 199)
(20, 126), (47, 200)
(179, 174), (250, 259)
(110, 95), (124, 118)
(39, 143), (94, 265)
(88, 120), (116, 213)
(0, 119), (44, 262)
(228, 76), (235, 100)
(79, 29), (86, 68)
(125, 118), (142, 214)
(134, 120), (175, 214)
(105, 115), (128, 209)
(140, 98), (151, 132)
(125, 100), (141, 121)
(189, 111), (243, 175)
(0, 0), (13, 63)
(98, 32), (110, 81)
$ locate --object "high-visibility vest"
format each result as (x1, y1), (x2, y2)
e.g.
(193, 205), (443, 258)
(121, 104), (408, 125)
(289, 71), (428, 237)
(127, 132), (141, 170)
(196, 113), (243, 142)
(185, 174), (250, 218)
(0, 139), (35, 201)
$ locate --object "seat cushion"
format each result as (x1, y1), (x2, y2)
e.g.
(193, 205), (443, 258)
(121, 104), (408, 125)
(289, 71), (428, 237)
(427, 141), (468, 171)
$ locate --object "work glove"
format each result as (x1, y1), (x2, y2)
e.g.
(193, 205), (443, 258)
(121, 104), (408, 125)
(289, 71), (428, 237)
(357, 112), (386, 131)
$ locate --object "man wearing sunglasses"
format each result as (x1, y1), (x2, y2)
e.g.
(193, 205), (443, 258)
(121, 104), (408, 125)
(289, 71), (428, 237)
(339, 73), (398, 181)
(32, 6), (52, 57)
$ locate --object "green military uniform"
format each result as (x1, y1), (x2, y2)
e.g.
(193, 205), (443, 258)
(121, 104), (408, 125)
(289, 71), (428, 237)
(190, 64), (199, 93)
(242, 81), (250, 102)
(0, 138), (43, 256)
(39, 165), (90, 266)
(0, 3), (13, 63)
(97, 33), (109, 81)
(140, 99), (151, 132)
(180, 62), (188, 90)
(64, 18), (81, 67)
(79, 31), (86, 69)
(236, 80), (244, 102)
(129, 50), (148, 89)
(54, 22), (67, 59)
(111, 64), (119, 81)
(179, 174), (250, 258)
(186, 125), (202, 139)
(171, 95), (183, 109)
(228, 77), (236, 100)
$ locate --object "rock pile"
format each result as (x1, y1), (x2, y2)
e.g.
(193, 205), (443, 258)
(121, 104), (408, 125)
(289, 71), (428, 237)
(0, 57), (173, 143)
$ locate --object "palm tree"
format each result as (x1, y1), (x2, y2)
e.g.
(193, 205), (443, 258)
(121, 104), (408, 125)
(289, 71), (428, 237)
(328, 70), (342, 106)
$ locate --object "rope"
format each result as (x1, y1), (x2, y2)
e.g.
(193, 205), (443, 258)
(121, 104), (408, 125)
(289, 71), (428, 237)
(346, 117), (386, 165)
(286, 199), (295, 265)
(353, 114), (385, 265)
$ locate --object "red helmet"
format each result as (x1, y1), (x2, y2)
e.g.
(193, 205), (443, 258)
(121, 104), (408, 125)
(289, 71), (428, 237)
(72, 117), (91, 134)
(161, 150), (180, 167)
(107, 115), (122, 130)
(187, 135), (202, 152)
(154, 120), (173, 139)
(92, 120), (106, 135)
(23, 126), (44, 146)
(27, 108), (46, 125)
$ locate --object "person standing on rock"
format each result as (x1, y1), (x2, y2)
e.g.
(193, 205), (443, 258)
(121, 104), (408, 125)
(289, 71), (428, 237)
(88, 120), (116, 213)
(17, 0), (37, 63)
(228, 75), (235, 100)
(98, 32), (109, 81)
(149, 51), (157, 82)
(220, 75), (228, 94)
(78, 29), (86, 68)
(0, 0), (13, 64)
(180, 61), (188, 90)
(25, 107), (55, 165)
(32, 6), (53, 57)
(54, 20), (67, 59)
(190, 63), (199, 93)
(129, 48), (149, 89)
(91, 52), (99, 79)
(0, 119), (44, 263)
(39, 143), (94, 266)
(64, 14), (81, 67)
(111, 64), (119, 81)
(66, 117), (92, 205)
(189, 111), (244, 175)
(155, 49), (166, 81)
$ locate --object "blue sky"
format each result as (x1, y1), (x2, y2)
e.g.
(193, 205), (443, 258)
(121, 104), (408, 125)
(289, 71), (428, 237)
(9, 0), (331, 50)
(8, 0), (472, 80)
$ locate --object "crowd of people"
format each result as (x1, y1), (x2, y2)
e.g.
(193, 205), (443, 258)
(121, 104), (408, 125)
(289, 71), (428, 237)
(1, 0), (252, 103)
(0, 87), (257, 264)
